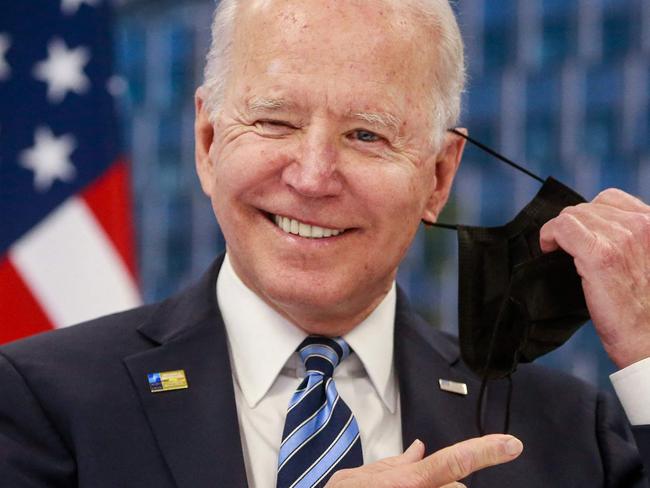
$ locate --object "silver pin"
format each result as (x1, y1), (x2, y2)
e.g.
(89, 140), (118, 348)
(439, 379), (468, 396)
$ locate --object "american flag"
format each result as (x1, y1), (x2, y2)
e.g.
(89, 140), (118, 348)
(0, 0), (140, 344)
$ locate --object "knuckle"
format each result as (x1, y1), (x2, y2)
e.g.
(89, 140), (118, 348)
(560, 202), (588, 216)
(446, 448), (474, 480)
(327, 470), (348, 485)
(551, 212), (579, 236)
(556, 212), (575, 226)
(595, 187), (622, 202)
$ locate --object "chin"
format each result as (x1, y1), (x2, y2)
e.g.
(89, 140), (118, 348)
(265, 271), (354, 309)
(258, 264), (389, 326)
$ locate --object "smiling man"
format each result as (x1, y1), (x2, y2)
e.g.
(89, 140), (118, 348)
(2, 0), (650, 487)
(195, 0), (461, 337)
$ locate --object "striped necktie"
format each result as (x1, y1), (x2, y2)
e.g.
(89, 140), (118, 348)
(276, 336), (364, 488)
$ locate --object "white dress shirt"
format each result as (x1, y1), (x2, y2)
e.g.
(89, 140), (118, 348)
(217, 254), (403, 488)
(216, 253), (650, 487)
(611, 357), (650, 425)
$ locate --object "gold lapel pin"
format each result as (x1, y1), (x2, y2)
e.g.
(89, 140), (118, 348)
(438, 378), (468, 396)
(147, 370), (189, 393)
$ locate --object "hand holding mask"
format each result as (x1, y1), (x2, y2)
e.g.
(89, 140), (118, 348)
(540, 188), (650, 369)
(428, 130), (591, 382)
(427, 131), (591, 434)
(428, 130), (650, 434)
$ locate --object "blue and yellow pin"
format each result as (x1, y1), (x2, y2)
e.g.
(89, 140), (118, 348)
(147, 370), (189, 393)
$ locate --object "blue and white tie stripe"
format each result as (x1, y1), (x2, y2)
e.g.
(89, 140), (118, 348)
(276, 337), (363, 488)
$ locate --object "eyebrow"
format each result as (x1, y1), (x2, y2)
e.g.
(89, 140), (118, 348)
(351, 111), (401, 132)
(246, 97), (402, 133)
(246, 96), (295, 112)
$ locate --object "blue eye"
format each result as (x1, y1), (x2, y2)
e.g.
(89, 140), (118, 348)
(353, 130), (380, 142)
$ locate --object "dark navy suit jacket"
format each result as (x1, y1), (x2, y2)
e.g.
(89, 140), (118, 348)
(1, 256), (649, 487)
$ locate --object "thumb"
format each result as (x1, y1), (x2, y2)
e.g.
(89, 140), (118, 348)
(401, 439), (426, 463)
(371, 439), (426, 471)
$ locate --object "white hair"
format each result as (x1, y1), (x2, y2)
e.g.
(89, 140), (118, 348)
(202, 0), (465, 149)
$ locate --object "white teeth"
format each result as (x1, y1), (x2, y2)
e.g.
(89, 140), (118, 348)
(282, 217), (291, 233)
(272, 214), (345, 239)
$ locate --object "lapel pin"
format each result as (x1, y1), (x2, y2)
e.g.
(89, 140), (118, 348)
(439, 378), (468, 396)
(148, 370), (189, 393)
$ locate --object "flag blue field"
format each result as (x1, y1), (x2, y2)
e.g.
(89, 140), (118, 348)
(0, 0), (140, 343)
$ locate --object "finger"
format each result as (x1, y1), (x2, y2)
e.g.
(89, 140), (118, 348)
(593, 188), (650, 213)
(341, 439), (426, 479)
(439, 483), (467, 488)
(560, 204), (635, 244)
(544, 204), (645, 271)
(369, 439), (426, 472)
(565, 202), (644, 229)
(410, 434), (523, 485)
(539, 212), (595, 254)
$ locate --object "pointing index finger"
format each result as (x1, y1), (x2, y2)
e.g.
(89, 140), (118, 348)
(413, 435), (523, 485)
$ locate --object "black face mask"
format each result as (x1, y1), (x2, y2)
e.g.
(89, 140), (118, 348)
(426, 129), (591, 433)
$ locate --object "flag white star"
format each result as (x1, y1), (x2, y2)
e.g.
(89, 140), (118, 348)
(60, 0), (99, 16)
(20, 127), (77, 192)
(33, 38), (90, 103)
(0, 34), (10, 81)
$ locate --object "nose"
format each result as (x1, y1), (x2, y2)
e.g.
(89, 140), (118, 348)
(281, 125), (343, 198)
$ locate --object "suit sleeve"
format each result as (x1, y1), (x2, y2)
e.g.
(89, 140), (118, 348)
(596, 390), (649, 487)
(0, 351), (76, 487)
(633, 426), (650, 481)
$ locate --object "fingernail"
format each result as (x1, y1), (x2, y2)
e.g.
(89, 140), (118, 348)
(406, 439), (423, 453)
(407, 439), (422, 451)
(504, 437), (523, 456)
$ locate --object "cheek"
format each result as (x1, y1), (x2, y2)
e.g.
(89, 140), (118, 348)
(353, 164), (430, 224)
(213, 136), (292, 200)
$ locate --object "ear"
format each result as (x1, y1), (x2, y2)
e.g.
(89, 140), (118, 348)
(421, 128), (467, 223)
(195, 87), (216, 197)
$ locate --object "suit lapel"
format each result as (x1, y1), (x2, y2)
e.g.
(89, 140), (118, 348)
(123, 257), (248, 488)
(395, 288), (482, 454)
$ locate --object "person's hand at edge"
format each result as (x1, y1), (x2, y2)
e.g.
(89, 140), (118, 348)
(325, 434), (523, 487)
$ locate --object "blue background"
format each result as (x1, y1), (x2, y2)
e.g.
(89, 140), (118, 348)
(112, 0), (650, 391)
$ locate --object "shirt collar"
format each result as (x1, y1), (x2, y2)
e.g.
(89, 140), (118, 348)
(217, 253), (397, 412)
(343, 283), (397, 413)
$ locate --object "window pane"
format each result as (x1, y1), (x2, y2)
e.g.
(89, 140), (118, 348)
(539, 15), (573, 66)
(526, 114), (559, 166)
(602, 10), (631, 61)
(483, 24), (516, 71)
(584, 108), (617, 158)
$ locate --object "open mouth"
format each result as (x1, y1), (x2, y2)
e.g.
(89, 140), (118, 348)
(270, 213), (347, 239)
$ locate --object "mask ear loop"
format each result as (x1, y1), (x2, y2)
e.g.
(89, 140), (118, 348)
(422, 129), (545, 227)
(447, 128), (545, 183)
(422, 129), (540, 433)
(475, 294), (512, 435)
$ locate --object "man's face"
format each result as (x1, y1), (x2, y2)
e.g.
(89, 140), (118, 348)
(196, 0), (464, 333)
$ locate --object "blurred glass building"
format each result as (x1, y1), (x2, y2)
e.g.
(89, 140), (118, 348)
(113, 0), (650, 389)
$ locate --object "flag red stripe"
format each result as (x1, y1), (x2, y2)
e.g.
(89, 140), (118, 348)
(82, 159), (139, 281)
(0, 257), (54, 344)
